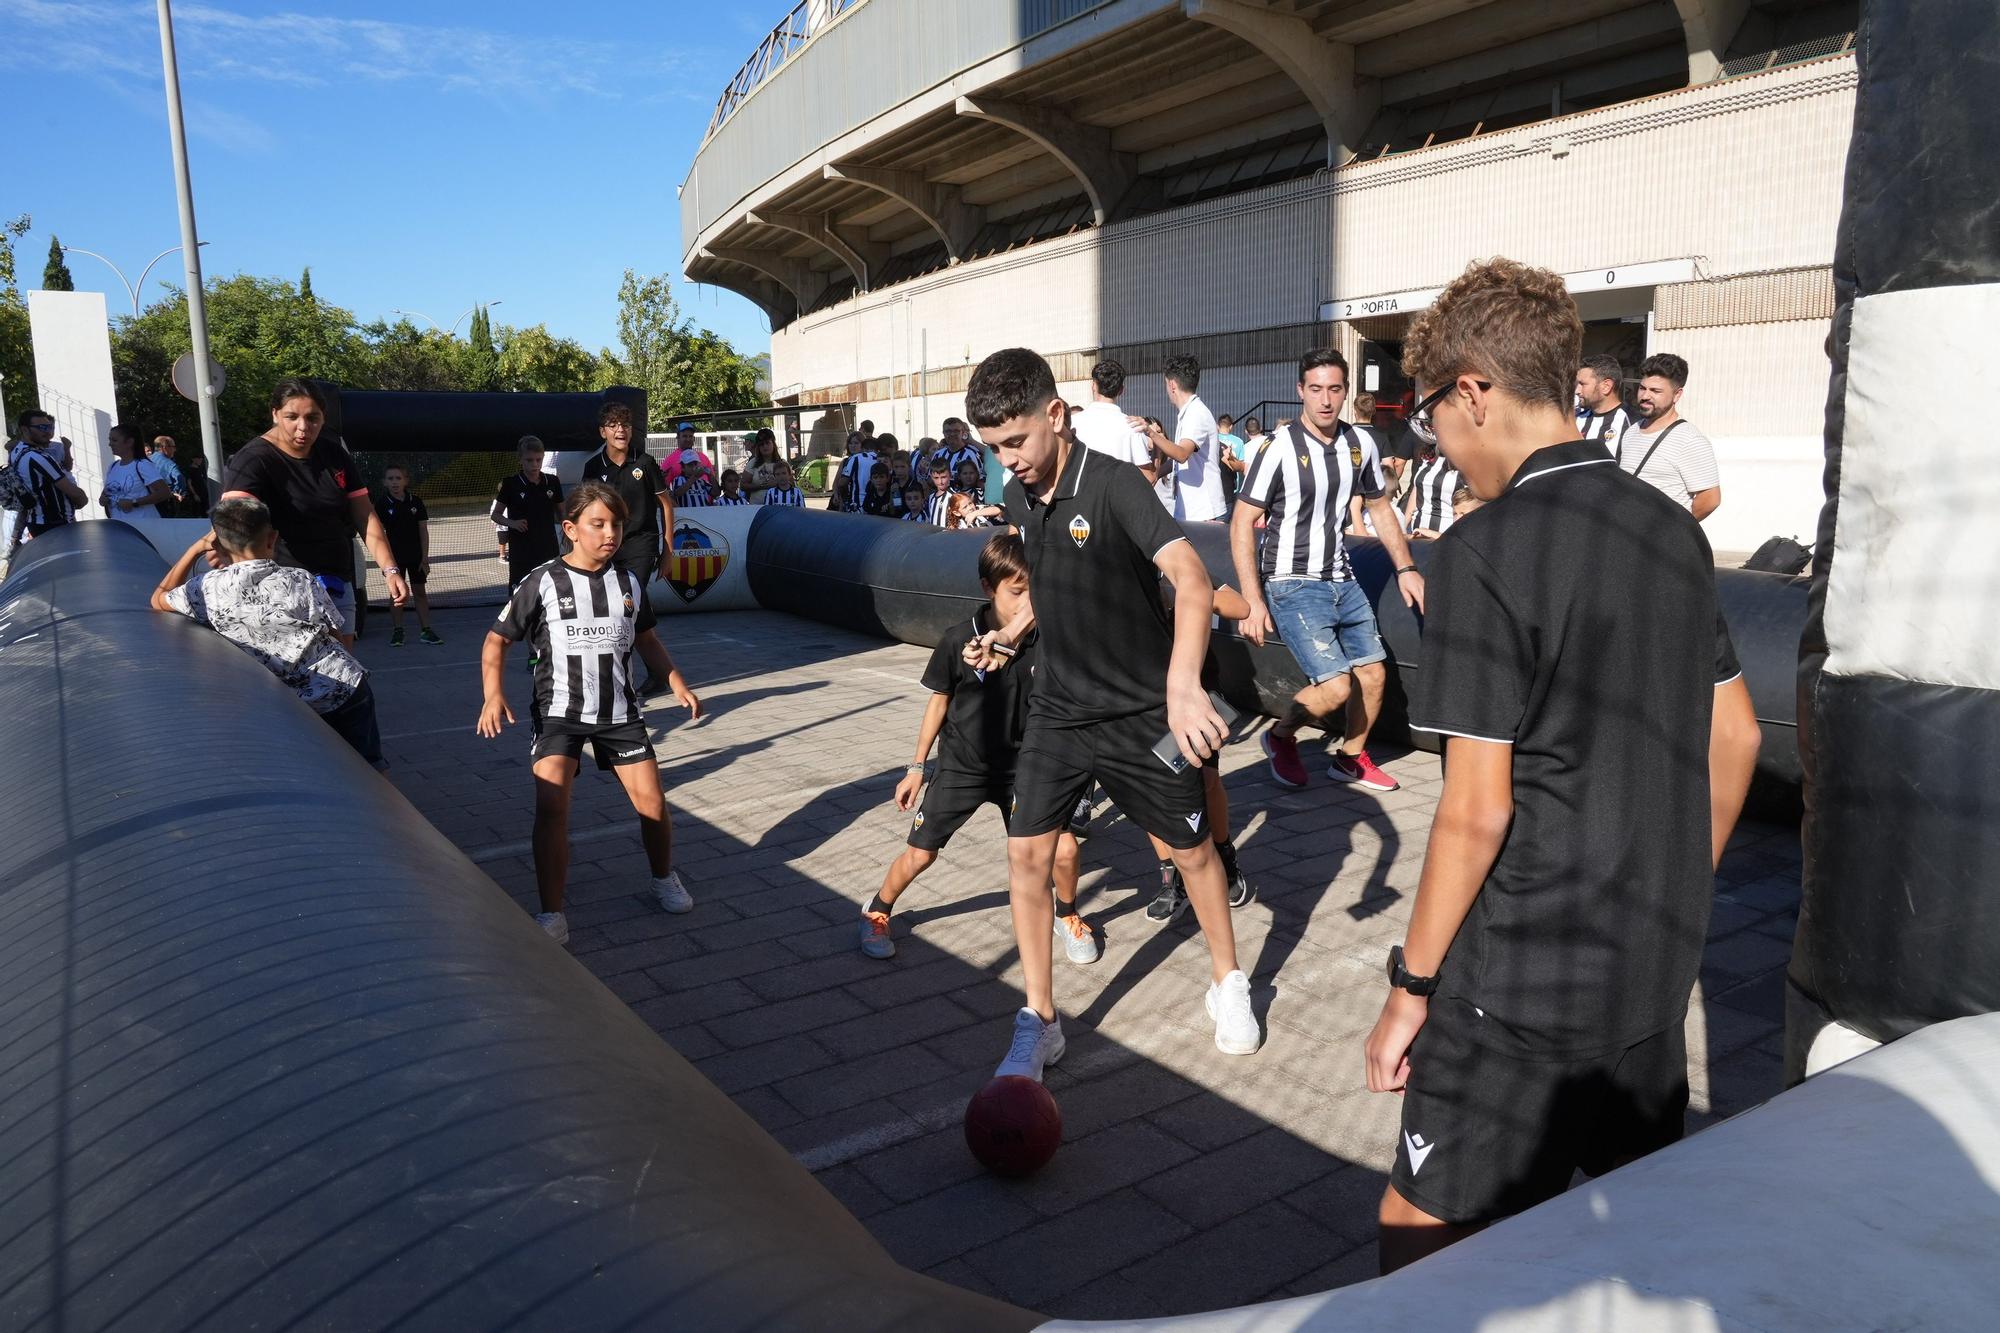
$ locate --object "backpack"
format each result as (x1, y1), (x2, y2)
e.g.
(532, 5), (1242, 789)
(0, 446), (40, 514)
(1744, 535), (1813, 577)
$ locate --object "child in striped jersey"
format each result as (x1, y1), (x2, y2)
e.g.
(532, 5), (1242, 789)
(477, 482), (704, 947)
(713, 468), (751, 506)
(761, 461), (805, 507)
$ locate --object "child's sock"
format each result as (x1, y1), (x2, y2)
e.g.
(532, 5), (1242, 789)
(1157, 858), (1177, 889)
(867, 893), (893, 917)
(1216, 838), (1240, 882)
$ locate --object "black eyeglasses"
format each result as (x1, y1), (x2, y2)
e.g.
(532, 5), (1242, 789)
(26, 422), (54, 432)
(1407, 379), (1489, 446)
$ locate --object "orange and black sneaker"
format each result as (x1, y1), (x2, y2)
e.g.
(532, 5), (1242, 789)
(858, 910), (895, 959)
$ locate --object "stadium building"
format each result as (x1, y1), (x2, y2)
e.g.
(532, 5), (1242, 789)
(681, 0), (1858, 552)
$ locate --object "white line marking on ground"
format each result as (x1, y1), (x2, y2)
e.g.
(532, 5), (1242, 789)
(791, 1099), (962, 1171)
(855, 668), (916, 687)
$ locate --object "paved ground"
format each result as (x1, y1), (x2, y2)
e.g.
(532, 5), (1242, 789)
(363, 604), (1803, 1320)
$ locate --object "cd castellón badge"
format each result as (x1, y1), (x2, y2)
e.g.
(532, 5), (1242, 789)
(1068, 515), (1092, 548)
(666, 519), (730, 604)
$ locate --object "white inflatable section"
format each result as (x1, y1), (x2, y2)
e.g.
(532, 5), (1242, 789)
(1825, 282), (2000, 690)
(648, 502), (760, 616)
(1804, 1018), (1883, 1078)
(1046, 1014), (2000, 1333)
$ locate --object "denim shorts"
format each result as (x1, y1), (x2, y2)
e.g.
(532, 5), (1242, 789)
(1267, 576), (1386, 683)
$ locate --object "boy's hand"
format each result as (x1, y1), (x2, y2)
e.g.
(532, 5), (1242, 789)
(1167, 676), (1227, 767)
(509, 518), (529, 532)
(1365, 988), (1427, 1094)
(963, 630), (1014, 672)
(667, 670), (702, 720)
(1240, 597), (1276, 648)
(476, 694), (515, 738)
(893, 768), (924, 811)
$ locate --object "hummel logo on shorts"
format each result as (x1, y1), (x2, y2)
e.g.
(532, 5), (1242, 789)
(617, 747), (646, 758)
(1404, 1130), (1436, 1175)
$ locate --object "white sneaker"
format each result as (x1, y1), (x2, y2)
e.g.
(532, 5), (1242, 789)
(653, 870), (694, 914)
(534, 911), (570, 946)
(1054, 912), (1102, 966)
(1204, 969), (1261, 1055)
(994, 1007), (1066, 1081)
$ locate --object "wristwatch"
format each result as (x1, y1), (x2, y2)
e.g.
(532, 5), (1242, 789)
(384, 565), (404, 577)
(1387, 945), (1439, 996)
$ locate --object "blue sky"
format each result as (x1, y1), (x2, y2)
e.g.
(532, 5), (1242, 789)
(0, 0), (777, 356)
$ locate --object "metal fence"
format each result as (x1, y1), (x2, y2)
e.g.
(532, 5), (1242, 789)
(705, 0), (865, 140)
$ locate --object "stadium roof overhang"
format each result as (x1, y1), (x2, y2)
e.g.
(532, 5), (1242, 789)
(685, 0), (1759, 328)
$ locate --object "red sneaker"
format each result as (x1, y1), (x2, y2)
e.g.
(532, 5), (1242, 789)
(1261, 730), (1309, 788)
(1328, 750), (1399, 792)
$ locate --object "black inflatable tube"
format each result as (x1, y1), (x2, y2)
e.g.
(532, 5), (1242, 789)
(746, 505), (1806, 792)
(0, 523), (1029, 1332)
(311, 384), (649, 454)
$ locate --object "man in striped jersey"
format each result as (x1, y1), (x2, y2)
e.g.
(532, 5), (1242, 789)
(480, 482), (702, 945)
(1232, 349), (1426, 792)
(1572, 354), (1631, 447)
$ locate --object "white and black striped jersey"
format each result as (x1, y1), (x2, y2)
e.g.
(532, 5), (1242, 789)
(1407, 453), (1462, 534)
(1575, 404), (1632, 448)
(1238, 422), (1384, 582)
(494, 559), (656, 727)
(712, 491), (750, 506)
(8, 443), (74, 528)
(679, 480), (715, 507)
(836, 450), (881, 511)
(924, 490), (954, 526)
(762, 486), (804, 507)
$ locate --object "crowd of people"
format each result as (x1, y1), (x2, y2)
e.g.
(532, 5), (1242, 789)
(2, 409), (211, 565)
(8, 257), (1751, 1286)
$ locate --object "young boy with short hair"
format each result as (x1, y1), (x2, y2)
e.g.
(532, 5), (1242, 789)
(860, 532), (1097, 965)
(714, 468), (750, 505)
(899, 484), (930, 521)
(490, 436), (564, 591)
(762, 462), (805, 507)
(968, 348), (1260, 1078)
(151, 497), (385, 769)
(376, 463), (440, 646)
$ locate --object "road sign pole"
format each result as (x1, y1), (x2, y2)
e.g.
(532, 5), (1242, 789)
(157, 0), (224, 483)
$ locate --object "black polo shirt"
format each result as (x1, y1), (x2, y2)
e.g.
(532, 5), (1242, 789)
(375, 491), (428, 563)
(580, 447), (667, 572)
(922, 606), (1042, 780)
(494, 471), (564, 563)
(1410, 438), (1741, 1060)
(222, 435), (367, 581)
(1005, 439), (1188, 727)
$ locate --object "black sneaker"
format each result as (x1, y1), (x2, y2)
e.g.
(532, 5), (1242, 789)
(1145, 870), (1188, 925)
(1227, 868), (1254, 909)
(1067, 794), (1093, 837)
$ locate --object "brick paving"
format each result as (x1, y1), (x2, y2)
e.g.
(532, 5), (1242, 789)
(363, 604), (1803, 1320)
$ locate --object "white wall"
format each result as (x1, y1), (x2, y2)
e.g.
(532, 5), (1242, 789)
(26, 290), (120, 508)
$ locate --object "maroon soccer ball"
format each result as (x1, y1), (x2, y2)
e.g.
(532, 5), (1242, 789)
(964, 1075), (1063, 1177)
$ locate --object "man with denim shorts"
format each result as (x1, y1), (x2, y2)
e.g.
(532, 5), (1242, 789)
(1231, 348), (1425, 791)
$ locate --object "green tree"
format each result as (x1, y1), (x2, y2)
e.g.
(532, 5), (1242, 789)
(497, 322), (597, 393)
(42, 237), (74, 292)
(359, 318), (468, 392)
(461, 304), (499, 391)
(0, 214), (36, 422)
(611, 269), (764, 426)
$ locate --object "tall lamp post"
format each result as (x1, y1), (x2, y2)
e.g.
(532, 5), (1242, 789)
(157, 0), (223, 482)
(389, 301), (504, 336)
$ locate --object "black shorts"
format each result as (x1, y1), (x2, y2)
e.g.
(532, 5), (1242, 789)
(1012, 710), (1211, 850)
(908, 771), (1011, 851)
(1391, 997), (1688, 1225)
(391, 550), (426, 586)
(531, 718), (656, 771)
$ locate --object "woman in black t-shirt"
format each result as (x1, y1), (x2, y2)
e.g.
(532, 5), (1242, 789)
(220, 378), (409, 622)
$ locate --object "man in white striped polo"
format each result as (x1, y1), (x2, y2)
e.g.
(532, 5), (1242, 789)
(1231, 349), (1426, 792)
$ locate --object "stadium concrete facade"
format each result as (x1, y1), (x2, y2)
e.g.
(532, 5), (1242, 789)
(682, 0), (1858, 553)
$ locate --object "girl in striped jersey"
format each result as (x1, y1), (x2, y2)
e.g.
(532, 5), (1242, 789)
(1403, 446), (1462, 538)
(478, 482), (703, 947)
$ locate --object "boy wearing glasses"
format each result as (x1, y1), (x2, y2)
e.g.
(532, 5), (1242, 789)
(1230, 350), (1425, 793)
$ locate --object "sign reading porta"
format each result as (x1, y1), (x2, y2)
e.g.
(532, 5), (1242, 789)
(1321, 259), (1700, 324)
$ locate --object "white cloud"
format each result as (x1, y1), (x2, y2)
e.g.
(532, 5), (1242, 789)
(0, 0), (707, 103)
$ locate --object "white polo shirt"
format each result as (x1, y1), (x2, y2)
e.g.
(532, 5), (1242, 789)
(1071, 400), (1150, 467)
(1172, 393), (1225, 521)
(1613, 416), (1719, 510)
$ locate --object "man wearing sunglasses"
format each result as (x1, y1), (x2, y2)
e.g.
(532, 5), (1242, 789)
(1232, 349), (1425, 793)
(5, 411), (88, 539)
(1362, 258), (1761, 1273)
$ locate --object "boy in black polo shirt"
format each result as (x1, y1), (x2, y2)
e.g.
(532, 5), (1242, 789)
(375, 464), (440, 645)
(1362, 259), (1763, 1272)
(858, 532), (1097, 967)
(968, 347), (1260, 1079)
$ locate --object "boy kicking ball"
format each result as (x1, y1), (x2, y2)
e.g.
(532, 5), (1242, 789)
(859, 532), (1096, 966)
(477, 481), (702, 946)
(968, 347), (1260, 1080)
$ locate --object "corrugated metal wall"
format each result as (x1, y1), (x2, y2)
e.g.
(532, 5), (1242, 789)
(1656, 266), (1835, 329)
(1331, 59), (1856, 300)
(683, 0), (1121, 251)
